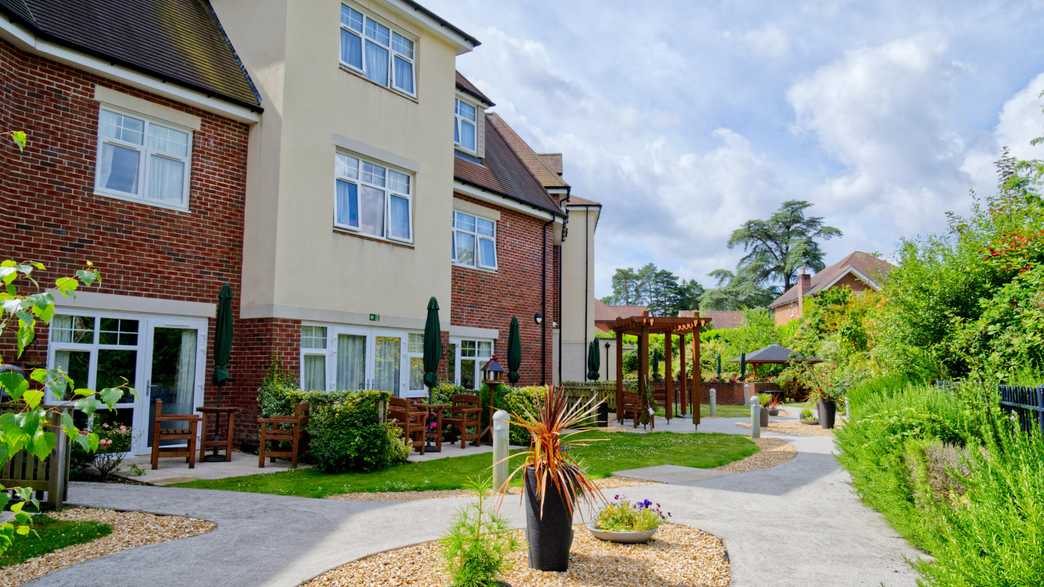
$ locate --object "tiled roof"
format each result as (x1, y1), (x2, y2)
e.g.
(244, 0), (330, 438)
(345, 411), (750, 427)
(454, 114), (563, 216)
(455, 71), (494, 106)
(566, 195), (601, 206)
(487, 114), (570, 189)
(679, 310), (745, 329)
(0, 0), (261, 110)
(594, 300), (647, 322)
(539, 153), (563, 176)
(769, 251), (895, 308)
(403, 0), (480, 48)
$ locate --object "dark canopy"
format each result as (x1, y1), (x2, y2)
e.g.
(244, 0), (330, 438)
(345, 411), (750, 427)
(740, 343), (820, 365)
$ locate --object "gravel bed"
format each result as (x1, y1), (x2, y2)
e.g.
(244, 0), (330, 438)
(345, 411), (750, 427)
(0, 507), (214, 586)
(736, 420), (839, 437)
(717, 437), (795, 473)
(328, 477), (653, 503)
(304, 522), (729, 586)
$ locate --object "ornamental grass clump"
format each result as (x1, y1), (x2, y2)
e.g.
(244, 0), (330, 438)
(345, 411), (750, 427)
(442, 478), (517, 587)
(595, 495), (670, 532)
(502, 386), (604, 517)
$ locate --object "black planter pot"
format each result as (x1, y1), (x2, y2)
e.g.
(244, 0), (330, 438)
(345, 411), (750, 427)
(596, 402), (609, 427)
(524, 468), (573, 572)
(818, 399), (837, 429)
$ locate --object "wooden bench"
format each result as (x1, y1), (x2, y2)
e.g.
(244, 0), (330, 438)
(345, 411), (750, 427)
(257, 400), (308, 468)
(151, 400), (200, 470)
(0, 410), (69, 509)
(618, 392), (654, 428)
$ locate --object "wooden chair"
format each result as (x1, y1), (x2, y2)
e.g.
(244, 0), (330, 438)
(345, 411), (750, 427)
(618, 392), (645, 428)
(257, 401), (309, 468)
(150, 399), (200, 470)
(442, 394), (482, 449)
(388, 397), (427, 454)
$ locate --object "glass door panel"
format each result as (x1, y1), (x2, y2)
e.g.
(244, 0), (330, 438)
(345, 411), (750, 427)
(373, 336), (401, 395)
(53, 349), (91, 401)
(337, 334), (366, 390)
(146, 327), (198, 448)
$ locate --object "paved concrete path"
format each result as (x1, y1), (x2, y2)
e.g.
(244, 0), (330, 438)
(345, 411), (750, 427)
(35, 413), (922, 587)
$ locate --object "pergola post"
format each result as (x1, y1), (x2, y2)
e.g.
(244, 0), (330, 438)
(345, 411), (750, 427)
(692, 327), (701, 429)
(664, 329), (674, 422)
(614, 328), (623, 424)
(639, 325), (650, 428)
(678, 333), (688, 417)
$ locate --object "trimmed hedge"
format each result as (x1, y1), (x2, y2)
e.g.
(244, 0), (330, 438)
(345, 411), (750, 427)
(481, 384), (546, 446)
(257, 371), (408, 473)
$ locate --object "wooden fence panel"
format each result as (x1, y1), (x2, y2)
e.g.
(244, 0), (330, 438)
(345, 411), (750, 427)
(0, 410), (70, 509)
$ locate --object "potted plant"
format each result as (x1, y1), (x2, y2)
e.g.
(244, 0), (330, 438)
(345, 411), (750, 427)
(799, 408), (818, 425)
(756, 393), (771, 427)
(503, 386), (603, 572)
(588, 495), (670, 544)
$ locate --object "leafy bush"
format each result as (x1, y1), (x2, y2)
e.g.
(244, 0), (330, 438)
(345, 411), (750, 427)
(71, 421), (132, 481)
(481, 384), (546, 446)
(304, 390), (398, 473)
(431, 383), (469, 405)
(595, 496), (670, 532)
(837, 377), (1044, 584)
(441, 479), (517, 587)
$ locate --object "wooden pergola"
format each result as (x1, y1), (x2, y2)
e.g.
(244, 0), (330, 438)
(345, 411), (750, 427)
(611, 313), (712, 429)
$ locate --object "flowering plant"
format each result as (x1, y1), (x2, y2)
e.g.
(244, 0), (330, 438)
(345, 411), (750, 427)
(595, 495), (671, 532)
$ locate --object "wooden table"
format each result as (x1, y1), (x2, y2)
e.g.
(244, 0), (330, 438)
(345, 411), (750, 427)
(196, 406), (239, 462)
(415, 402), (447, 452)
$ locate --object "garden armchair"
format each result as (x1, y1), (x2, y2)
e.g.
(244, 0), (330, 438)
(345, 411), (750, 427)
(442, 394), (482, 449)
(257, 400), (309, 468)
(150, 399), (200, 470)
(388, 397), (427, 453)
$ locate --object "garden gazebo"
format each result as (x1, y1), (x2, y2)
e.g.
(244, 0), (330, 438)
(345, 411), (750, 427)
(741, 343), (820, 378)
(611, 312), (712, 428)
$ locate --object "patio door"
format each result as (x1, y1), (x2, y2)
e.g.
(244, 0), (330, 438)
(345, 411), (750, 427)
(315, 326), (421, 397)
(143, 321), (207, 452)
(48, 311), (207, 455)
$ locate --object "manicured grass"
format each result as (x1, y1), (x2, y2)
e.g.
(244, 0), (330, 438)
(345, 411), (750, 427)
(0, 515), (112, 568)
(654, 403), (750, 418)
(175, 430), (756, 498)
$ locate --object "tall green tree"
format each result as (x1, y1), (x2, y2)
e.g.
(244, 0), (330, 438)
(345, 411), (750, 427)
(726, 200), (842, 291)
(699, 262), (777, 310)
(603, 263), (703, 316)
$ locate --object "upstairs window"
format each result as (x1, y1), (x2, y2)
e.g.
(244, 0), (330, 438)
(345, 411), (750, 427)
(452, 211), (497, 270)
(340, 4), (416, 96)
(95, 107), (192, 209)
(336, 153), (413, 243)
(454, 98), (477, 152)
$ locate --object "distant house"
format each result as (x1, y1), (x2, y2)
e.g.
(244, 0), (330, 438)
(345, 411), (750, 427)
(769, 251), (894, 325)
(679, 310), (745, 330)
(593, 300), (647, 333)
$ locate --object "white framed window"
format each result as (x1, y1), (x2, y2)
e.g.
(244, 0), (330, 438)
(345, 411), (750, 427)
(452, 211), (497, 270)
(94, 106), (192, 210)
(335, 152), (413, 243)
(407, 333), (425, 394)
(340, 3), (416, 96)
(449, 338), (493, 390)
(454, 98), (477, 152)
(300, 326), (328, 391)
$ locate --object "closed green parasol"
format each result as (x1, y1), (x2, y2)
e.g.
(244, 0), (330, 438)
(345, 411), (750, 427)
(739, 352), (747, 381)
(586, 338), (600, 381)
(212, 283), (233, 386)
(423, 297), (442, 399)
(507, 316), (521, 384)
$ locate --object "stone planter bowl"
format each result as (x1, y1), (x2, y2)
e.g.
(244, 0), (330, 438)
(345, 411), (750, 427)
(587, 523), (657, 544)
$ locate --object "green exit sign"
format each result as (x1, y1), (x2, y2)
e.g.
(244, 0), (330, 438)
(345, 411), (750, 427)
(369, 313), (380, 322)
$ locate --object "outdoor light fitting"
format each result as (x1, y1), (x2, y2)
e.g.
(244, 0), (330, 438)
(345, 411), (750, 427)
(533, 313), (543, 325)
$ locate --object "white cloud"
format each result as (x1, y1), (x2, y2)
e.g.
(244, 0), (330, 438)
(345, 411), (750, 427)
(739, 24), (791, 59)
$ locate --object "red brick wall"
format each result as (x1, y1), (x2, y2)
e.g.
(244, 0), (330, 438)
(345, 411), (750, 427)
(225, 318), (300, 446)
(0, 39), (251, 418)
(451, 195), (555, 386)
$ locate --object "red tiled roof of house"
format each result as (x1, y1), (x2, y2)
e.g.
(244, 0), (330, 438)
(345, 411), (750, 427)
(769, 251), (895, 309)
(454, 114), (563, 216)
(455, 71), (494, 106)
(566, 195), (601, 206)
(594, 299), (647, 322)
(487, 114), (570, 189)
(538, 153), (563, 176)
(679, 310), (745, 329)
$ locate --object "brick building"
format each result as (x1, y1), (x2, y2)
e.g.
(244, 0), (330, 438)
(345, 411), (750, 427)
(769, 251), (894, 325)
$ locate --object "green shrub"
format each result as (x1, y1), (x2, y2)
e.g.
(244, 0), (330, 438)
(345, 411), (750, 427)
(306, 390), (395, 472)
(431, 383), (469, 405)
(442, 479), (517, 587)
(480, 384), (546, 446)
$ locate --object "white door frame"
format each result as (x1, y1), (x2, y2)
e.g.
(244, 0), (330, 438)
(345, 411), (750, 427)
(47, 308), (208, 455)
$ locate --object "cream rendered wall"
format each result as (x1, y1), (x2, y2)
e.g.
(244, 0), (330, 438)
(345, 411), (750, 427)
(217, 0), (459, 328)
(560, 204), (600, 380)
(211, 0), (288, 311)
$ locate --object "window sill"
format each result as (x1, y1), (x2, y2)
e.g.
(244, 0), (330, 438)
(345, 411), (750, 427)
(333, 226), (415, 249)
(452, 261), (497, 274)
(338, 64), (418, 104)
(92, 190), (190, 213)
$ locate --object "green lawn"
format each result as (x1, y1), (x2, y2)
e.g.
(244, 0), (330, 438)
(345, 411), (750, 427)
(175, 430), (756, 498)
(0, 515), (112, 568)
(654, 403), (751, 418)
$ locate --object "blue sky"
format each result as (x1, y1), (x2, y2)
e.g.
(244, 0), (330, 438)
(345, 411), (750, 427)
(425, 0), (1044, 297)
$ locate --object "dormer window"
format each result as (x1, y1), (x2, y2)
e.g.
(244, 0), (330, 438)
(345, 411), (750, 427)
(454, 98), (477, 153)
(340, 3), (416, 97)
